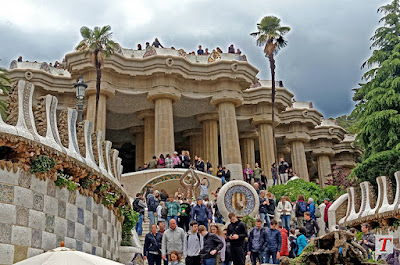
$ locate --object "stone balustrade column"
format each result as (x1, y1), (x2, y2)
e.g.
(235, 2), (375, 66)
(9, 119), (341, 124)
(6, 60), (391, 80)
(196, 113), (219, 169)
(147, 89), (180, 157)
(137, 110), (155, 163)
(129, 126), (145, 170)
(239, 131), (258, 169)
(211, 94), (243, 180)
(183, 129), (203, 158)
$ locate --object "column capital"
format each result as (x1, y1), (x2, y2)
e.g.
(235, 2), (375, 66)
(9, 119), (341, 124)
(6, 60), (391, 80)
(239, 130), (258, 139)
(147, 87), (181, 103)
(210, 91), (243, 107)
(128, 126), (144, 135)
(313, 147), (335, 157)
(195, 113), (219, 123)
(85, 87), (115, 100)
(182, 128), (202, 138)
(277, 146), (291, 154)
(137, 109), (155, 120)
(284, 132), (310, 144)
(251, 114), (280, 127)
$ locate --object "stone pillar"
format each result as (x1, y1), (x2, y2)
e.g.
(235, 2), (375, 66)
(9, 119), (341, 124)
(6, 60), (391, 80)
(85, 85), (114, 134)
(211, 95), (243, 180)
(290, 140), (309, 181)
(182, 129), (203, 158)
(316, 155), (331, 187)
(239, 131), (258, 169)
(137, 110), (155, 163)
(197, 113), (219, 169)
(129, 126), (145, 170)
(147, 89), (180, 157)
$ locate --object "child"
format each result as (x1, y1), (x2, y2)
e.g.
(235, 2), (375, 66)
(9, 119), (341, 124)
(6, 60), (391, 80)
(170, 250), (184, 265)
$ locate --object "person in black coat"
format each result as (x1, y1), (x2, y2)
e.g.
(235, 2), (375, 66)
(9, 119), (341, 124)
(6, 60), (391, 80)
(199, 225), (223, 265)
(227, 213), (247, 265)
(144, 224), (163, 265)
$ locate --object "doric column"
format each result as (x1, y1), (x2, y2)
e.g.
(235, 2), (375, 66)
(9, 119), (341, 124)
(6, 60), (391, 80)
(239, 131), (258, 169)
(85, 87), (114, 134)
(147, 88), (180, 157)
(196, 113), (219, 169)
(289, 140), (309, 181)
(211, 93), (243, 180)
(137, 109), (155, 163)
(129, 126), (145, 170)
(182, 129), (203, 158)
(316, 155), (332, 187)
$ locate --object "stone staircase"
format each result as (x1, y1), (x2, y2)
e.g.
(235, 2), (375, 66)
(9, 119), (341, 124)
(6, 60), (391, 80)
(138, 208), (149, 247)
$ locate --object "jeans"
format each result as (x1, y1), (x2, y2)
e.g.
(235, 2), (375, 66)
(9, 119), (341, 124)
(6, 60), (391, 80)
(222, 261), (232, 265)
(203, 258), (216, 265)
(147, 254), (161, 265)
(250, 251), (264, 265)
(265, 251), (278, 264)
(280, 173), (288, 184)
(214, 216), (224, 224)
(281, 215), (291, 231)
(149, 211), (156, 230)
(197, 220), (208, 230)
(260, 213), (270, 228)
(221, 177), (226, 185)
(167, 216), (178, 228)
(135, 214), (143, 236)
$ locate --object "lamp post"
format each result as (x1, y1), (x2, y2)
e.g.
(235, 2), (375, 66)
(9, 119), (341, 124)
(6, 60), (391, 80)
(74, 76), (87, 123)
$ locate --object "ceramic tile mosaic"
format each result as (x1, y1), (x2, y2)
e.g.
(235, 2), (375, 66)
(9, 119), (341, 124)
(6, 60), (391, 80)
(0, 223), (12, 244)
(47, 181), (56, 197)
(76, 240), (83, 251)
(68, 191), (76, 204)
(86, 197), (92, 211)
(92, 214), (97, 230)
(33, 193), (44, 211)
(31, 229), (42, 248)
(58, 201), (66, 218)
(85, 226), (91, 243)
(77, 207), (84, 224)
(16, 206), (29, 227)
(13, 245), (28, 263)
(0, 183), (14, 203)
(67, 220), (75, 238)
(45, 214), (55, 233)
(17, 171), (31, 189)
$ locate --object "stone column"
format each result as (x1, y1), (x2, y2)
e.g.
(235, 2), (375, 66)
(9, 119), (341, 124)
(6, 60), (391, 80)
(313, 147), (335, 188)
(147, 89), (180, 157)
(211, 95), (243, 180)
(239, 131), (258, 169)
(197, 113), (219, 169)
(290, 140), (309, 181)
(85, 85), (114, 135)
(137, 110), (155, 163)
(182, 129), (203, 158)
(129, 126), (144, 170)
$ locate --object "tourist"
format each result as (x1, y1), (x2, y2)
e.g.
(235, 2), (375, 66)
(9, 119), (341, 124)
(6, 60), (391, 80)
(146, 42), (150, 48)
(288, 228), (297, 258)
(175, 187), (184, 200)
(193, 156), (199, 169)
(296, 227), (307, 256)
(210, 224), (226, 265)
(200, 178), (210, 200)
(222, 167), (231, 182)
(196, 157), (205, 172)
(247, 219), (267, 265)
(386, 243), (400, 265)
(206, 160), (212, 172)
(222, 228), (232, 265)
(207, 167), (213, 176)
(165, 154), (174, 168)
(217, 166), (224, 184)
(199, 225), (224, 265)
(227, 213), (247, 265)
(243, 164), (253, 183)
(271, 163), (277, 186)
(191, 197), (211, 229)
(167, 197), (181, 226)
(183, 151), (191, 168)
(277, 222), (289, 257)
(155, 190), (161, 204)
(228, 44), (235, 54)
(261, 170), (267, 189)
(133, 193), (146, 236)
(142, 163), (149, 170)
(253, 182), (260, 195)
(157, 154), (166, 168)
(160, 189), (169, 202)
(288, 168), (294, 180)
(172, 152), (182, 168)
(204, 48), (210, 55)
(295, 194), (307, 228)
(359, 223), (375, 259)
(149, 156), (158, 169)
(264, 219), (282, 264)
(197, 45), (204, 55)
(162, 219), (185, 262)
(169, 250), (184, 265)
(153, 38), (164, 48)
(49, 63), (53, 67)
(278, 158), (289, 184)
(179, 198), (191, 232)
(236, 49), (241, 55)
(213, 189), (224, 224)
(147, 189), (158, 230)
(304, 211), (319, 239)
(266, 192), (276, 227)
(349, 227), (358, 242)
(216, 47), (223, 53)
(324, 198), (332, 231)
(157, 201), (167, 224)
(307, 198), (317, 220)
(184, 221), (203, 265)
(138, 44), (142, 50)
(144, 224), (163, 265)
(259, 190), (269, 227)
(253, 163), (262, 185)
(17, 56), (22, 62)
(277, 196), (292, 232)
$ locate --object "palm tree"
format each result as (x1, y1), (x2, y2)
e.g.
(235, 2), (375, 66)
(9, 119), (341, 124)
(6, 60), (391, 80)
(75, 25), (119, 131)
(0, 67), (11, 121)
(251, 16), (290, 184)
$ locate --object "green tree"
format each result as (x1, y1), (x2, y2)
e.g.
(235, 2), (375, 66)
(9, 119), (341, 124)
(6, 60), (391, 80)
(351, 0), (400, 185)
(0, 67), (11, 121)
(76, 25), (119, 131)
(334, 115), (358, 134)
(251, 16), (290, 182)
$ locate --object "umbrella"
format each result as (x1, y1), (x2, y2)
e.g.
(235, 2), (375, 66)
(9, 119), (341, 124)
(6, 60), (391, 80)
(14, 247), (124, 265)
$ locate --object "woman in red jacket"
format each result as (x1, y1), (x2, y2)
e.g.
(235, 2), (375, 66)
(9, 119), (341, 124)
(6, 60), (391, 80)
(278, 223), (289, 256)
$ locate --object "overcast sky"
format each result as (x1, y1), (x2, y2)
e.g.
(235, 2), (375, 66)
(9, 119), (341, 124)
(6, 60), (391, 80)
(0, 0), (386, 118)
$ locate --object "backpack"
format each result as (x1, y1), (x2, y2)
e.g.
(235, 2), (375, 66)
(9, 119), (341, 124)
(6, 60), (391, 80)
(289, 239), (298, 258)
(298, 201), (307, 213)
(133, 199), (141, 213)
(161, 207), (168, 219)
(314, 205), (321, 218)
(186, 232), (201, 248)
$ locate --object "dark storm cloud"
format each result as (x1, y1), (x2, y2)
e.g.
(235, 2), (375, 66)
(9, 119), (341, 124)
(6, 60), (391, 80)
(0, 0), (385, 118)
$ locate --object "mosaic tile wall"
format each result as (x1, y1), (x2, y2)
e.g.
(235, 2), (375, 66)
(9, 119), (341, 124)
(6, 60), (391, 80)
(0, 168), (122, 264)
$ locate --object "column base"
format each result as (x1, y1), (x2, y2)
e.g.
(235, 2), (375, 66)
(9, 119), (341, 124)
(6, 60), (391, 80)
(225, 163), (243, 181)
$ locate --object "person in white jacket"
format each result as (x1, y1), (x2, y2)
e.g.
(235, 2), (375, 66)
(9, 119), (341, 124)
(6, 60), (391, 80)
(277, 196), (292, 232)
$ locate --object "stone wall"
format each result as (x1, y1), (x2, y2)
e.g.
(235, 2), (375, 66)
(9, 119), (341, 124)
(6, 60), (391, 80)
(0, 168), (121, 264)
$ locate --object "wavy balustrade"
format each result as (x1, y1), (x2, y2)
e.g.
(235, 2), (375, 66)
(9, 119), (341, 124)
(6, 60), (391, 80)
(0, 80), (128, 218)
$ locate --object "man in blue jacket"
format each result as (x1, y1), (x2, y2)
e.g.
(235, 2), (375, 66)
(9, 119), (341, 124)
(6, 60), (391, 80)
(144, 224), (163, 265)
(247, 219), (267, 265)
(190, 197), (211, 229)
(264, 219), (282, 264)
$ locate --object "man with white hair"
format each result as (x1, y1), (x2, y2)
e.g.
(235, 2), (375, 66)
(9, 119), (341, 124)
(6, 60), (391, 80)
(307, 198), (317, 220)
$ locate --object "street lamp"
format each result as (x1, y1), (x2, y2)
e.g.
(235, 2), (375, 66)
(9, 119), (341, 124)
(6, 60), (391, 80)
(74, 76), (87, 122)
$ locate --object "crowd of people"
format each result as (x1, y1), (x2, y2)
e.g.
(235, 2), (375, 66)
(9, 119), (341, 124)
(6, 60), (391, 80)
(17, 56), (66, 69)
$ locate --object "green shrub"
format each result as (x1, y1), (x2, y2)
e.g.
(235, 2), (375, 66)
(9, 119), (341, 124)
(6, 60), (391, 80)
(29, 155), (55, 174)
(241, 215), (256, 229)
(54, 171), (79, 192)
(103, 192), (119, 206)
(120, 206), (140, 246)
